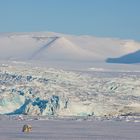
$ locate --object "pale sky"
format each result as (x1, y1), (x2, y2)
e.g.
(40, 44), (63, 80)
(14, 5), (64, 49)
(0, 0), (140, 41)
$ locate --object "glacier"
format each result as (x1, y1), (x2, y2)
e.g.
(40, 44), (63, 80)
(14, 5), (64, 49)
(0, 65), (140, 118)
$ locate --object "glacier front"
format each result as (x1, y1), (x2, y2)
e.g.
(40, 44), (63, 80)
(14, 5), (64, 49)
(0, 65), (140, 118)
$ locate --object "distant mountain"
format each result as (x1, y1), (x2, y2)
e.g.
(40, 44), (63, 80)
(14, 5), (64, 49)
(0, 32), (140, 64)
(107, 50), (140, 64)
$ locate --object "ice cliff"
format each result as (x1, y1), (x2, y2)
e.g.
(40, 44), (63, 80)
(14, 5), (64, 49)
(0, 65), (140, 117)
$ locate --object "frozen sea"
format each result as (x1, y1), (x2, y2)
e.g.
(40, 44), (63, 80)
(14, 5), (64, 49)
(0, 118), (140, 140)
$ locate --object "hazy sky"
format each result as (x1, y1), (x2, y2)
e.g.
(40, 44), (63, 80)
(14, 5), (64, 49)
(0, 0), (139, 41)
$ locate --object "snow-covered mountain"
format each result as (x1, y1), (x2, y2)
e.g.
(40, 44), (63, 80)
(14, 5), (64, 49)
(0, 32), (140, 64)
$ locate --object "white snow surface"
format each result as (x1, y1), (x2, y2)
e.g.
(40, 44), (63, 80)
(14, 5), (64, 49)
(0, 119), (140, 140)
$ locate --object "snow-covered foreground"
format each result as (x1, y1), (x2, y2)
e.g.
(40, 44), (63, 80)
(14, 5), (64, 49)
(0, 118), (140, 140)
(1, 64), (140, 119)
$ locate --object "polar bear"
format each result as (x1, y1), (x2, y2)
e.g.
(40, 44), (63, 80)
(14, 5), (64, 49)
(22, 124), (32, 132)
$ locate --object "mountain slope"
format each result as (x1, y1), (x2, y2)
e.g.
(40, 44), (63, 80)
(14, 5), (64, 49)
(0, 32), (140, 64)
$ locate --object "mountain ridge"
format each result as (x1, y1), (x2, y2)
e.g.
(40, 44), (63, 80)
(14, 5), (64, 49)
(0, 32), (140, 64)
